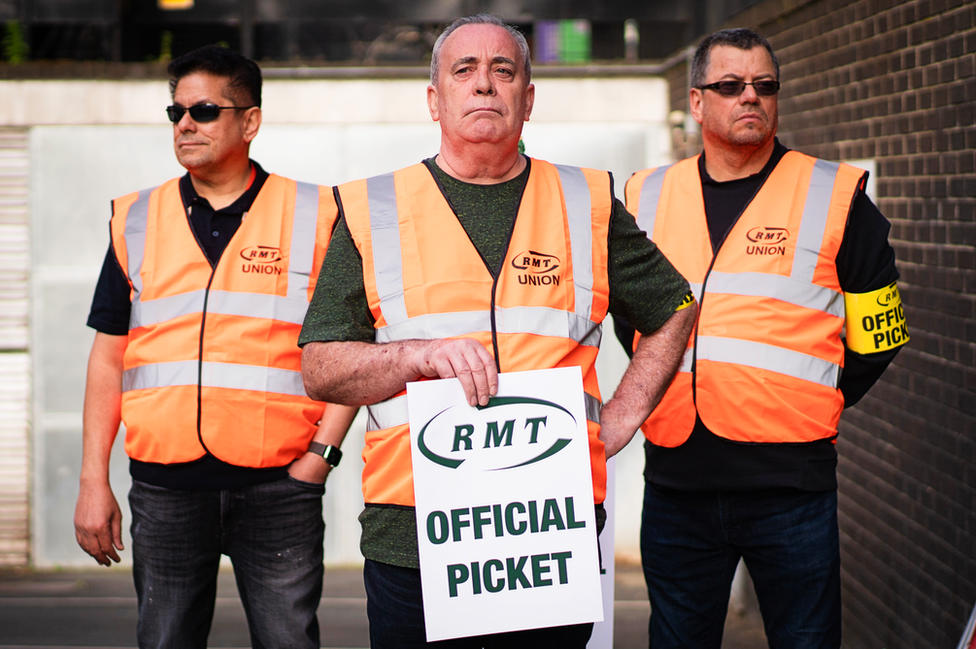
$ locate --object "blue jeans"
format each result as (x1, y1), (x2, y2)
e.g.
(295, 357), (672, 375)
(640, 484), (841, 649)
(363, 559), (593, 648)
(129, 477), (325, 649)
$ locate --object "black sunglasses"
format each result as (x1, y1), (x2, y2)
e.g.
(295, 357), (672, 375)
(698, 80), (781, 97)
(165, 103), (257, 124)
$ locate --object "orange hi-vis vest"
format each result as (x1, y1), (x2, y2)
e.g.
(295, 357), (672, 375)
(111, 174), (338, 467)
(339, 159), (612, 507)
(625, 151), (866, 448)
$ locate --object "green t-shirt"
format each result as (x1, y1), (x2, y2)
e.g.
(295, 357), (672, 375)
(299, 157), (690, 568)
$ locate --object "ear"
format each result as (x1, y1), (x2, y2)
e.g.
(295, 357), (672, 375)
(427, 84), (440, 122)
(523, 83), (535, 122)
(689, 88), (704, 125)
(243, 107), (262, 144)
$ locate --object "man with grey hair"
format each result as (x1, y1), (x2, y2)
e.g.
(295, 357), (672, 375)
(300, 13), (696, 648)
(618, 27), (906, 648)
(428, 13), (532, 85)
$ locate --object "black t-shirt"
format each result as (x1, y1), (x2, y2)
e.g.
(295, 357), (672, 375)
(613, 140), (902, 492)
(87, 162), (292, 490)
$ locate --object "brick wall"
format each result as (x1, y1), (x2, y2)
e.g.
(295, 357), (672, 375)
(667, 0), (976, 646)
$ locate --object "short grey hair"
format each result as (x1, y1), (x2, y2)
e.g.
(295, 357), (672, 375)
(430, 14), (532, 85)
(691, 28), (780, 89)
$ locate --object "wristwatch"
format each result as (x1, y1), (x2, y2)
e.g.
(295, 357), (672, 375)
(307, 442), (342, 468)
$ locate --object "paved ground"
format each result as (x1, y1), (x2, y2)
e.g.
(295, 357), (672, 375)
(0, 563), (767, 648)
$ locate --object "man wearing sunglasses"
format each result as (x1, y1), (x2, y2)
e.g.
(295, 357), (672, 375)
(616, 28), (907, 648)
(74, 45), (356, 648)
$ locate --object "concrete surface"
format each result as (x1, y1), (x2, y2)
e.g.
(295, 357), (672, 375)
(0, 562), (767, 648)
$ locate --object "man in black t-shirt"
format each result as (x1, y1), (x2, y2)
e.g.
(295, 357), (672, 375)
(74, 46), (356, 648)
(617, 28), (908, 649)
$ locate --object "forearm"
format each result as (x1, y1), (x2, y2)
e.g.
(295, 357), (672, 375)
(290, 402), (360, 483)
(601, 303), (697, 458)
(311, 403), (359, 447)
(840, 345), (902, 407)
(301, 340), (427, 406)
(80, 333), (126, 486)
(75, 332), (127, 565)
(302, 337), (498, 408)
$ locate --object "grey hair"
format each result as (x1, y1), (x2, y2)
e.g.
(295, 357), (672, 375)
(690, 28), (780, 89)
(430, 14), (531, 85)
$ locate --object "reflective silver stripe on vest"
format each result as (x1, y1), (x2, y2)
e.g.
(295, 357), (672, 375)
(366, 173), (409, 327)
(704, 272), (844, 318)
(131, 289), (206, 329)
(689, 282), (704, 302)
(697, 336), (840, 388)
(677, 347), (694, 373)
(375, 310), (489, 343)
(554, 165), (594, 321)
(498, 305), (602, 347)
(792, 159), (840, 284)
(287, 181), (321, 302)
(205, 290), (310, 324)
(123, 361), (307, 396)
(123, 188), (155, 301)
(130, 289), (311, 328)
(634, 165), (672, 235)
(365, 391), (603, 432)
(374, 306), (602, 348)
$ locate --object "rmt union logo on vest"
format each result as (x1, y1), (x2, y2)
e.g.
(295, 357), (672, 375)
(745, 227), (790, 256)
(240, 245), (283, 275)
(511, 250), (561, 286)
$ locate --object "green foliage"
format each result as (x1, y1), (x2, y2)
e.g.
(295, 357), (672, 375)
(159, 30), (173, 62)
(2, 20), (30, 63)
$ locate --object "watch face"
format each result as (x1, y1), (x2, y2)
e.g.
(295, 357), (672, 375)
(324, 446), (342, 468)
(309, 442), (341, 467)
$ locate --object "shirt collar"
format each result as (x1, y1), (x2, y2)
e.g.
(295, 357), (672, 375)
(178, 160), (270, 214)
(699, 138), (788, 185)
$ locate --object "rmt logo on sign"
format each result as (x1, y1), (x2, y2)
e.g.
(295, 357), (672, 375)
(511, 250), (561, 287)
(416, 396), (576, 472)
(745, 227), (789, 256)
(240, 245), (283, 275)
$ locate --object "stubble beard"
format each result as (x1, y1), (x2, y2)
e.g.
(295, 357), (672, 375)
(724, 111), (777, 149)
(726, 125), (770, 147)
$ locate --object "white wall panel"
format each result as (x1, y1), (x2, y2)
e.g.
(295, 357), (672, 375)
(8, 75), (671, 567)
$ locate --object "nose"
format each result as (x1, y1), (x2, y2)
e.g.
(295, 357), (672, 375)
(474, 66), (494, 96)
(176, 110), (196, 131)
(739, 83), (761, 103)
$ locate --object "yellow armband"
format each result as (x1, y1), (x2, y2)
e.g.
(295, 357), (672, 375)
(844, 281), (909, 353)
(675, 290), (696, 312)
